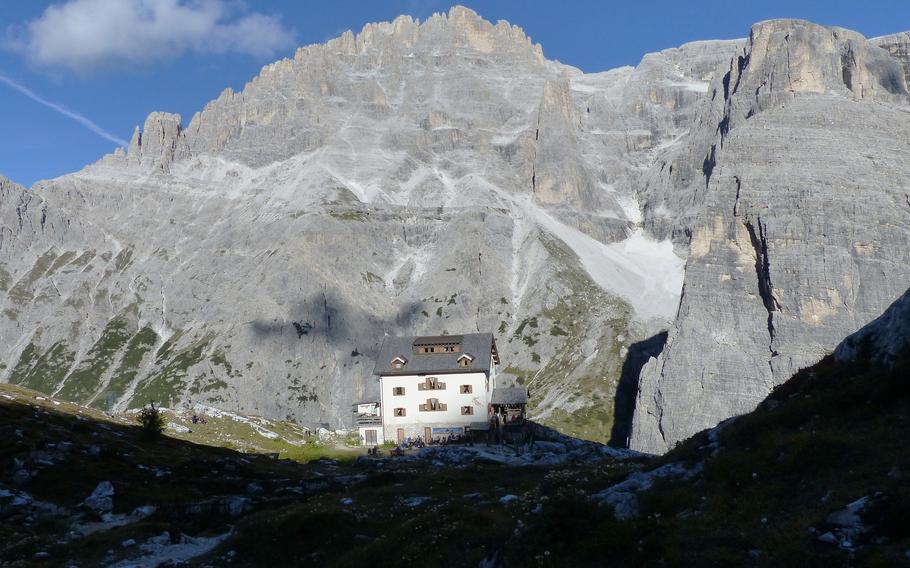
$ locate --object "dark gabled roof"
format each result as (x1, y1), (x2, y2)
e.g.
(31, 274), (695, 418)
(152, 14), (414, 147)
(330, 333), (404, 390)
(413, 335), (463, 346)
(490, 387), (529, 405)
(373, 332), (499, 376)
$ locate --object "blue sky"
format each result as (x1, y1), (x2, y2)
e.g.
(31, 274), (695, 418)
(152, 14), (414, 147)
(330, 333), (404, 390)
(1, 0), (907, 187)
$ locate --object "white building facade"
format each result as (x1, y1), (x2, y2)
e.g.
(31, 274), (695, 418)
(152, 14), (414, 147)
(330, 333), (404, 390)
(366, 333), (501, 445)
(353, 401), (383, 446)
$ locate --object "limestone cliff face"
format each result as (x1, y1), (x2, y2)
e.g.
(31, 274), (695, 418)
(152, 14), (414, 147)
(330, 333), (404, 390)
(874, 31), (910, 76)
(6, 11), (906, 447)
(630, 20), (910, 453)
(0, 7), (731, 438)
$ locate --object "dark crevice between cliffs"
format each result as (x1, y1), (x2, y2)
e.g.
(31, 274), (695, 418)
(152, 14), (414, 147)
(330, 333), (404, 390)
(609, 331), (668, 448)
(732, 176), (742, 216)
(702, 144), (716, 189)
(732, 53), (750, 96)
(744, 217), (781, 356)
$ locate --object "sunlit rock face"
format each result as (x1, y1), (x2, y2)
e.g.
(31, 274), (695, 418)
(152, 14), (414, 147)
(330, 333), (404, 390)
(630, 19), (910, 453)
(1, 7), (728, 439)
(6, 10), (905, 450)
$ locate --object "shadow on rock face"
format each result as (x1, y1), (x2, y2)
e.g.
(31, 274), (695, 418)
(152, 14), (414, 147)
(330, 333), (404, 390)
(248, 290), (424, 347)
(609, 331), (668, 448)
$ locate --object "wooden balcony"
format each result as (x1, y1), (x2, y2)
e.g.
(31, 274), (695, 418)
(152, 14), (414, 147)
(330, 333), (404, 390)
(355, 414), (382, 425)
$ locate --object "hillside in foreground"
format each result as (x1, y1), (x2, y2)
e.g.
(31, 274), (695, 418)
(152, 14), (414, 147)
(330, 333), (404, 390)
(1, 334), (907, 566)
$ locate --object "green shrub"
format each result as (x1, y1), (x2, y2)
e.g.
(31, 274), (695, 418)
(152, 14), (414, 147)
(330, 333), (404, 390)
(137, 401), (165, 441)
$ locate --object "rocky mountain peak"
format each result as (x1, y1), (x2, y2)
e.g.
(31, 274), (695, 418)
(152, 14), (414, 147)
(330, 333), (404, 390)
(764, 20), (903, 94)
(102, 5), (555, 176)
(126, 112), (182, 171)
(291, 6), (544, 66)
(0, 174), (23, 191)
(725, 19), (908, 121)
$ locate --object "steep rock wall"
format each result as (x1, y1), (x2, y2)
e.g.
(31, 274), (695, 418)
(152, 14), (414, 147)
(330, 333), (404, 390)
(630, 20), (910, 453)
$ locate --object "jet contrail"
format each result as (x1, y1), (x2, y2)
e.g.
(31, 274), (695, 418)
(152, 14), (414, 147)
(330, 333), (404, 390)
(0, 74), (128, 147)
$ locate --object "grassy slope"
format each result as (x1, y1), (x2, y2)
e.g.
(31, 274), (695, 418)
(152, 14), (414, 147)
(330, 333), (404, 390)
(0, 383), (643, 567)
(202, 351), (910, 566)
(2, 350), (907, 566)
(506, 236), (636, 444)
(493, 353), (910, 566)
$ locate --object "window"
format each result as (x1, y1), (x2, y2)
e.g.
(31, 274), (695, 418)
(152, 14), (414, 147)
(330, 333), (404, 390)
(393, 387), (405, 396)
(391, 356), (407, 369)
(460, 384), (472, 394)
(418, 377), (446, 391)
(457, 354), (473, 368)
(393, 408), (406, 417)
(461, 406), (474, 415)
(412, 342), (462, 354)
(419, 398), (447, 412)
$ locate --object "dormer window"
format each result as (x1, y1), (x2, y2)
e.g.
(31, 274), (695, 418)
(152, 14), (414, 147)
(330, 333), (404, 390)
(412, 336), (463, 355)
(457, 353), (474, 368)
(391, 355), (407, 369)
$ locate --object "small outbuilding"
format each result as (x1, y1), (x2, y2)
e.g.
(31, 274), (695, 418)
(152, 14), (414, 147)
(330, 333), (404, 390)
(490, 386), (529, 426)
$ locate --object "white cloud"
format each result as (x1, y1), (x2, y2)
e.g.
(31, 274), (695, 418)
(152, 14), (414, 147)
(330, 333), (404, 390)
(0, 73), (128, 146)
(9, 0), (295, 71)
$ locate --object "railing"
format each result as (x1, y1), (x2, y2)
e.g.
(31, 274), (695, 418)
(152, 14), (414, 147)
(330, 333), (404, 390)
(355, 414), (382, 425)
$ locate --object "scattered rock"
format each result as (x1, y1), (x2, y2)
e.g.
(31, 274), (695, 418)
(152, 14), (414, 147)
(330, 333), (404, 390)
(224, 496), (252, 517)
(818, 532), (838, 545)
(132, 505), (157, 518)
(403, 496), (430, 508)
(499, 495), (519, 504)
(121, 539), (136, 548)
(593, 462), (702, 520)
(148, 532), (171, 546)
(83, 481), (114, 513)
(826, 496), (869, 528)
(531, 441), (566, 454)
(167, 422), (191, 434)
(340, 498), (354, 506)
